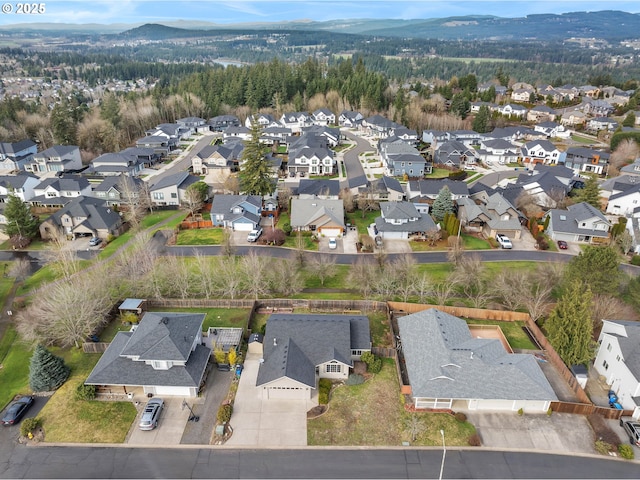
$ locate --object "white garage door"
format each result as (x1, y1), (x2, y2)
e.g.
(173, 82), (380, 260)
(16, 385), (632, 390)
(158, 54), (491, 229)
(233, 222), (254, 231)
(153, 386), (192, 397)
(320, 228), (342, 238)
(265, 386), (310, 400)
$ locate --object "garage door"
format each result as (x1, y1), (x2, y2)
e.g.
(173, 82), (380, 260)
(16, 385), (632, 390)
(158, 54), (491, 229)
(265, 386), (310, 400)
(153, 386), (192, 397)
(320, 228), (342, 238)
(233, 222), (254, 231)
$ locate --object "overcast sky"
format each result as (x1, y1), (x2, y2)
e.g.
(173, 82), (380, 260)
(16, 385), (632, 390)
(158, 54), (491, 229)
(0, 1), (638, 26)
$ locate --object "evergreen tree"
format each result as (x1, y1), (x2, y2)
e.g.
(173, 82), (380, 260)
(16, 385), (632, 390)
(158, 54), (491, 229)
(564, 245), (621, 295)
(432, 186), (454, 222)
(472, 105), (491, 133)
(572, 175), (601, 209)
(545, 280), (595, 366)
(4, 195), (39, 240)
(239, 122), (274, 196)
(29, 345), (70, 392)
(622, 111), (636, 128)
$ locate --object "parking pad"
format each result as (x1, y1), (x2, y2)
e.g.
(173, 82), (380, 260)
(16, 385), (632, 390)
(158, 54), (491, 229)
(127, 397), (192, 445)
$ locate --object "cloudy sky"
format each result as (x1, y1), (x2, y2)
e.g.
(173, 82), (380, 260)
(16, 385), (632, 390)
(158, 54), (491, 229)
(0, 0), (637, 26)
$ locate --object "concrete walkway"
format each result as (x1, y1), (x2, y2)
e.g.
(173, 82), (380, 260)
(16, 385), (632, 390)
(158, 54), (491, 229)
(226, 353), (315, 447)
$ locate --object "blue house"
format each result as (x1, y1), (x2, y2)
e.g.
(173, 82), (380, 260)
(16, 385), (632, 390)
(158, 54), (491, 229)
(210, 194), (262, 231)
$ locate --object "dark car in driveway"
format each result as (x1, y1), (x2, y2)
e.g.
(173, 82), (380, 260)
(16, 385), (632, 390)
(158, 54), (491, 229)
(2, 396), (34, 426)
(557, 240), (568, 250)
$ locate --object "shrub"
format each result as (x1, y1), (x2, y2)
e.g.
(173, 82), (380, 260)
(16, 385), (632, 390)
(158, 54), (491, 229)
(536, 235), (549, 250)
(75, 383), (96, 401)
(345, 374), (365, 386)
(282, 222), (292, 236)
(361, 351), (382, 373)
(631, 255), (640, 266)
(360, 351), (375, 365)
(213, 347), (226, 365)
(217, 403), (233, 423)
(454, 412), (467, 422)
(594, 439), (614, 455)
(20, 417), (41, 437)
(517, 408), (524, 416)
(618, 443), (634, 459)
(467, 433), (481, 446)
(547, 407), (552, 416)
(318, 378), (332, 405)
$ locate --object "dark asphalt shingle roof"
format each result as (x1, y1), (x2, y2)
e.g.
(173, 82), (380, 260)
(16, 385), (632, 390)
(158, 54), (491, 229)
(605, 321), (640, 378)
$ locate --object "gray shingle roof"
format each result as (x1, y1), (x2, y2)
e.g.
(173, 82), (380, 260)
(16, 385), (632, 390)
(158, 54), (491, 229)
(547, 202), (610, 238)
(607, 321), (640, 377)
(290, 198), (344, 229)
(298, 179), (341, 197)
(398, 309), (557, 401)
(256, 314), (371, 387)
(49, 196), (122, 231)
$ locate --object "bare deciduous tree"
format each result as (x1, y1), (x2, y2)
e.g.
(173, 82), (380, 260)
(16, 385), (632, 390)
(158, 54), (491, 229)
(452, 254), (490, 308)
(268, 259), (304, 297)
(616, 230), (634, 256)
(515, 191), (542, 217)
(609, 139), (640, 177)
(43, 229), (81, 281)
(221, 228), (236, 257)
(590, 294), (636, 338)
(8, 257), (32, 282)
(216, 256), (243, 299)
(432, 273), (458, 305)
(118, 175), (150, 231)
(339, 188), (355, 213)
(277, 186), (292, 211)
(241, 251), (269, 299)
(306, 255), (338, 287)
(490, 270), (527, 311)
(357, 184), (379, 218)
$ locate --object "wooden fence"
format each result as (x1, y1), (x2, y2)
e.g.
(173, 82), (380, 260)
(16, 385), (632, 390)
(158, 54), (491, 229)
(387, 302), (530, 321)
(550, 401), (631, 419)
(82, 342), (110, 353)
(372, 346), (397, 358)
(148, 298), (257, 309)
(180, 220), (213, 229)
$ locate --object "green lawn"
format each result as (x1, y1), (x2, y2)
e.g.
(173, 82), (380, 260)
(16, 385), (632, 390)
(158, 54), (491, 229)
(0, 326), (32, 410)
(140, 210), (183, 229)
(463, 234), (492, 250)
(303, 264), (351, 289)
(307, 359), (476, 446)
(425, 168), (452, 179)
(176, 228), (225, 245)
(38, 348), (137, 443)
(97, 231), (134, 260)
(570, 134), (596, 145)
(147, 307), (251, 331)
(17, 264), (59, 295)
(282, 233), (318, 250)
(465, 319), (537, 350)
(345, 210), (379, 234)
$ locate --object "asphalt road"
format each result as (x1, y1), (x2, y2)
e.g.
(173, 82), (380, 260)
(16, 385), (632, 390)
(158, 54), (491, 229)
(1, 444), (638, 479)
(341, 129), (371, 182)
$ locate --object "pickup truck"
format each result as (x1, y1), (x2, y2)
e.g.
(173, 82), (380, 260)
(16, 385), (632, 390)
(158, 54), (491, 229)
(247, 228), (263, 242)
(496, 234), (513, 249)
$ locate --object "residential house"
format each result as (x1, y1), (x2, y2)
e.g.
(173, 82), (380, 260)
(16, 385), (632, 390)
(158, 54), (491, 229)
(148, 172), (202, 207)
(223, 126), (252, 142)
(497, 104), (528, 118)
(476, 139), (520, 166)
(606, 182), (640, 216)
(588, 117), (619, 132)
(25, 145), (82, 174)
(0, 172), (39, 204)
(39, 195), (124, 240)
(398, 308), (557, 412)
(312, 108), (336, 126)
(85, 312), (211, 398)
(30, 174), (92, 208)
(255, 313), (371, 400)
(91, 175), (144, 207)
(380, 137), (431, 177)
(210, 194), (262, 231)
(146, 123), (190, 142)
(280, 112), (313, 134)
(601, 86), (631, 106)
(373, 201), (437, 240)
(422, 130), (449, 148)
(534, 121), (569, 139)
(514, 166), (575, 209)
(89, 152), (145, 177)
(563, 147), (610, 176)
(208, 114), (240, 132)
(287, 145), (334, 177)
(470, 101), (496, 114)
(393, 126), (418, 144)
(360, 115), (399, 138)
(301, 125), (341, 147)
(449, 130), (483, 147)
(119, 147), (161, 168)
(578, 85), (601, 98)
(261, 126), (292, 146)
(358, 176), (405, 202)
(511, 88), (535, 102)
(177, 117), (208, 134)
(457, 192), (523, 239)
(434, 140), (477, 169)
(620, 158), (640, 176)
(560, 110), (587, 127)
(406, 179), (469, 202)
(484, 126), (531, 143)
(245, 113), (279, 129)
(544, 202), (611, 244)
(520, 140), (561, 166)
(135, 135), (173, 157)
(581, 99), (615, 117)
(0, 139), (37, 171)
(594, 320), (640, 419)
(527, 105), (557, 123)
(297, 179), (341, 199)
(192, 143), (243, 174)
(290, 198), (344, 237)
(338, 110), (364, 128)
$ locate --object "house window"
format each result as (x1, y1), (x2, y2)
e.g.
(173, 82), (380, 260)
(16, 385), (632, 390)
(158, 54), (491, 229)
(607, 343), (612, 352)
(616, 355), (621, 362)
(171, 193), (177, 199)
(352, 350), (364, 356)
(602, 360), (609, 370)
(326, 364), (342, 373)
(581, 222), (587, 228)
(152, 192), (164, 200)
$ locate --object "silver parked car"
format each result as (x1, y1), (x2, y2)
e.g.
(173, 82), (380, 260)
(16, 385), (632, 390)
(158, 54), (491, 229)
(139, 398), (164, 431)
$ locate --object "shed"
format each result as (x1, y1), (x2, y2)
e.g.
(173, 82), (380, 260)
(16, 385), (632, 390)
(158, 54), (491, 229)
(208, 327), (243, 353)
(248, 333), (264, 355)
(118, 298), (146, 315)
(571, 364), (588, 389)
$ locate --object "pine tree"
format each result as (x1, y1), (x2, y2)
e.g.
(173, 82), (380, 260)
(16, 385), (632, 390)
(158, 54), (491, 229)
(432, 186), (454, 222)
(29, 345), (71, 392)
(622, 111), (636, 128)
(564, 245), (621, 295)
(545, 280), (595, 366)
(4, 195), (39, 240)
(472, 105), (491, 133)
(573, 175), (601, 209)
(238, 122), (274, 196)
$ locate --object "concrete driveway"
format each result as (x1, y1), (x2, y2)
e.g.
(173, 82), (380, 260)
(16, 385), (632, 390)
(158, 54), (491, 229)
(226, 353), (315, 447)
(466, 411), (597, 454)
(127, 397), (192, 445)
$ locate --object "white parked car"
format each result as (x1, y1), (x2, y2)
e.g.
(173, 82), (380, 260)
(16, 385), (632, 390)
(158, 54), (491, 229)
(247, 228), (263, 242)
(496, 234), (513, 249)
(328, 238), (337, 250)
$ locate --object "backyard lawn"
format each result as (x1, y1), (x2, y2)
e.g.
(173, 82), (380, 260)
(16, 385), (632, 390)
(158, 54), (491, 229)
(307, 359), (477, 446)
(465, 319), (538, 350)
(425, 168), (452, 179)
(0, 326), (32, 410)
(345, 210), (380, 234)
(146, 307), (251, 331)
(175, 228), (225, 245)
(38, 348), (137, 443)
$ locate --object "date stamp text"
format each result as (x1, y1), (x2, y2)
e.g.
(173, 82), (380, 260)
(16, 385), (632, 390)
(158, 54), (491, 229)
(2, 3), (46, 14)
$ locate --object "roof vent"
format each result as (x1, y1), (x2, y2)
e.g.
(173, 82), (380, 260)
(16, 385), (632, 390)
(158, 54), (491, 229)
(273, 338), (277, 347)
(559, 215), (567, 221)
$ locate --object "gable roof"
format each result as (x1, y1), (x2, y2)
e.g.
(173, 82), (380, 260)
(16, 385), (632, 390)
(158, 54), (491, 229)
(150, 171), (200, 191)
(547, 202), (611, 236)
(49, 196), (122, 231)
(290, 198), (344, 228)
(297, 179), (341, 197)
(398, 308), (557, 401)
(35, 174), (90, 193)
(256, 313), (371, 387)
(604, 320), (640, 377)
(92, 174), (143, 193)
